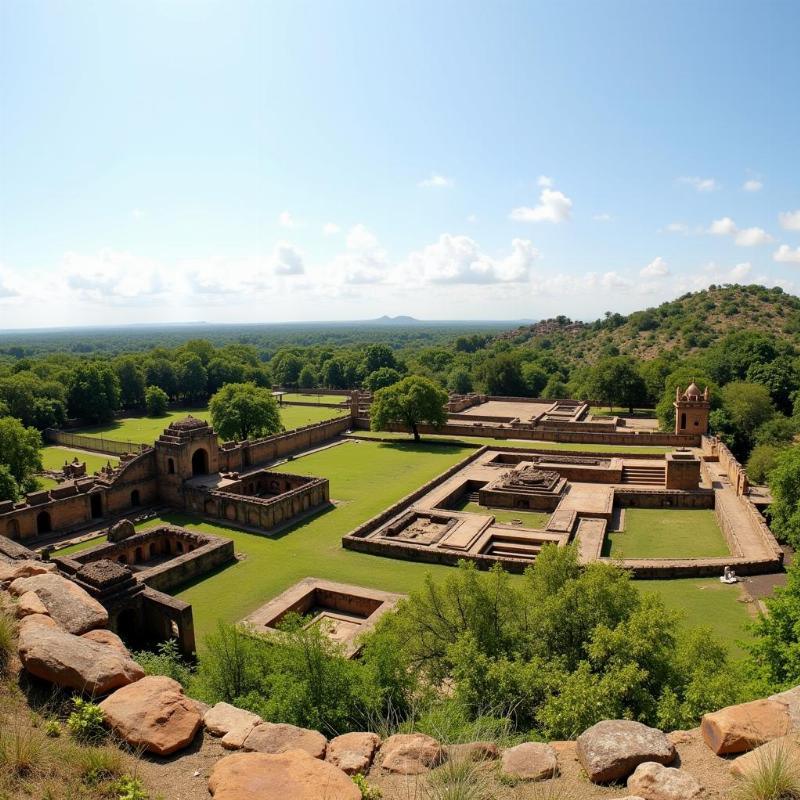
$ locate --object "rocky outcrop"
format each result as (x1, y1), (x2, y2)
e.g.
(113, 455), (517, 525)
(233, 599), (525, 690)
(81, 628), (131, 656)
(701, 698), (790, 755)
(17, 615), (144, 694)
(108, 519), (136, 542)
(729, 735), (800, 777)
(208, 751), (360, 800)
(204, 703), (263, 750)
(242, 722), (327, 760)
(500, 742), (558, 781)
(100, 676), (202, 756)
(15, 590), (48, 618)
(448, 741), (499, 762)
(0, 559), (55, 585)
(379, 733), (445, 774)
(9, 572), (107, 634)
(576, 720), (676, 783)
(325, 732), (381, 775)
(627, 762), (703, 799)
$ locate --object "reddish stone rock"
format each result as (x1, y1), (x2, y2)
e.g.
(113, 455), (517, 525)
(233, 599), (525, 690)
(10, 573), (107, 634)
(203, 702), (262, 750)
(208, 750), (360, 800)
(701, 699), (790, 755)
(0, 560), (55, 585)
(242, 722), (327, 760)
(15, 590), (48, 618)
(81, 629), (130, 656)
(100, 676), (201, 756)
(576, 720), (676, 783)
(729, 736), (800, 778)
(326, 731), (381, 775)
(627, 762), (703, 799)
(379, 733), (444, 774)
(448, 741), (499, 762)
(500, 742), (558, 781)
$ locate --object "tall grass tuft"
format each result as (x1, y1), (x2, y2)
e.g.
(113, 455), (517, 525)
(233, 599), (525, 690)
(735, 739), (800, 800)
(0, 611), (15, 673)
(0, 717), (47, 777)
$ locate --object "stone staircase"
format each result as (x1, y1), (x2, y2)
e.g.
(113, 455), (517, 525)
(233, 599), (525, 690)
(621, 464), (665, 485)
(467, 491), (481, 503)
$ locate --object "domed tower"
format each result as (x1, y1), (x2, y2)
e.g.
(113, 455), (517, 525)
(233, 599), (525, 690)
(674, 383), (710, 435)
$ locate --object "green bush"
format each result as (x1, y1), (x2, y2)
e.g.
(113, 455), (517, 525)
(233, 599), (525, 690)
(67, 698), (105, 743)
(352, 773), (382, 800)
(133, 639), (193, 687)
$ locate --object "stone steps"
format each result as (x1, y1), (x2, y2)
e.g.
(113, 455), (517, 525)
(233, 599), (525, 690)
(622, 465), (665, 485)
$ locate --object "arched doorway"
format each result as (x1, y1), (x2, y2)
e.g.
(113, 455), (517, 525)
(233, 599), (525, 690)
(36, 511), (51, 535)
(90, 494), (103, 519)
(135, 547), (144, 563)
(191, 448), (208, 476)
(7, 519), (20, 540)
(130, 489), (141, 507)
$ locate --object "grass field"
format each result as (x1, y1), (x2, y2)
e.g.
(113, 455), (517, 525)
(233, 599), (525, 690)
(453, 499), (552, 528)
(68, 405), (345, 445)
(604, 508), (729, 559)
(348, 430), (672, 454)
(41, 446), (119, 474)
(280, 392), (348, 405)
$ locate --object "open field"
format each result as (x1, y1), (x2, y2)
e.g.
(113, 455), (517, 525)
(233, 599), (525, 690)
(348, 430), (673, 454)
(67, 405), (345, 445)
(453, 499), (552, 528)
(279, 392), (348, 404)
(41, 446), (119, 474)
(604, 508), (729, 559)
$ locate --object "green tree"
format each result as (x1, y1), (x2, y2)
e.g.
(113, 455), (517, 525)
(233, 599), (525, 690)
(177, 353), (208, 402)
(209, 383), (282, 441)
(323, 359), (346, 389)
(363, 344), (396, 375)
(298, 365), (317, 389)
(720, 381), (775, 457)
(364, 367), (401, 392)
(0, 372), (67, 429)
(448, 367), (473, 395)
(114, 356), (146, 408)
(370, 376), (447, 442)
(585, 356), (647, 412)
(144, 357), (178, 399)
(271, 352), (304, 387)
(207, 357), (246, 395)
(481, 354), (526, 396)
(747, 356), (799, 415)
(542, 376), (568, 399)
(522, 363), (549, 397)
(768, 447), (800, 548)
(67, 362), (121, 423)
(0, 465), (19, 502)
(0, 416), (42, 492)
(144, 385), (169, 417)
(746, 444), (782, 484)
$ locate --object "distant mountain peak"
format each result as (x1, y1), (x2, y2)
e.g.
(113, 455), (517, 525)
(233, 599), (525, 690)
(371, 315), (421, 325)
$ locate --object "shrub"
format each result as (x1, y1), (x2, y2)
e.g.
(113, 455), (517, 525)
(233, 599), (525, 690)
(74, 743), (125, 785)
(144, 385), (168, 417)
(67, 697), (105, 743)
(734, 738), (800, 799)
(133, 639), (193, 687)
(352, 773), (382, 800)
(112, 775), (149, 800)
(0, 721), (46, 777)
(44, 720), (61, 738)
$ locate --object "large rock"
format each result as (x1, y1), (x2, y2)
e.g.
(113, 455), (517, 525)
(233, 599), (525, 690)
(108, 519), (136, 543)
(500, 742), (558, 781)
(17, 618), (143, 695)
(242, 722), (327, 760)
(81, 629), (131, 656)
(770, 685), (800, 729)
(729, 735), (800, 777)
(0, 559), (55, 585)
(326, 732), (381, 775)
(448, 741), (499, 762)
(204, 703), (262, 750)
(379, 733), (444, 774)
(15, 590), (48, 618)
(9, 572), (107, 634)
(100, 676), (201, 756)
(627, 762), (703, 800)
(208, 750), (360, 800)
(576, 720), (676, 783)
(701, 698), (790, 755)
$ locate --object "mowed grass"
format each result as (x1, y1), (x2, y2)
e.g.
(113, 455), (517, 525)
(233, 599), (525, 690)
(41, 446), (119, 474)
(69, 405), (345, 445)
(280, 393), (348, 405)
(454, 499), (552, 528)
(605, 508), (729, 559)
(349, 430), (672, 455)
(56, 534), (107, 556)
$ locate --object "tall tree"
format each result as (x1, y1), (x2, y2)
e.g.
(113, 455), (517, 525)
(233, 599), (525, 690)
(67, 362), (121, 423)
(370, 376), (447, 442)
(0, 416), (42, 493)
(114, 356), (146, 409)
(209, 383), (282, 441)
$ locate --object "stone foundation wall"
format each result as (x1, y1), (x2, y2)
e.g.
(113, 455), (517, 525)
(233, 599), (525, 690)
(613, 489), (715, 509)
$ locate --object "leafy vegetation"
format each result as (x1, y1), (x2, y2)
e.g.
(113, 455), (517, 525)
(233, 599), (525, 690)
(370, 376), (448, 441)
(208, 382), (282, 441)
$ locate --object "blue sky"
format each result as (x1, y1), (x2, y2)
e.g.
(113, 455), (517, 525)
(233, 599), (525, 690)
(1, 0), (799, 328)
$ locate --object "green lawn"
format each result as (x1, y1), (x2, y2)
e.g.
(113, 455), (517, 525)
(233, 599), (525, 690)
(604, 508), (729, 559)
(68, 405), (345, 446)
(55, 534), (108, 556)
(348, 430), (672, 455)
(41, 446), (119, 474)
(280, 393), (348, 405)
(453, 499), (552, 528)
(639, 578), (754, 659)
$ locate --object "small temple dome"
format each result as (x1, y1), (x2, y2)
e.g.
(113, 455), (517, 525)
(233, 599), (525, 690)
(685, 382), (701, 399)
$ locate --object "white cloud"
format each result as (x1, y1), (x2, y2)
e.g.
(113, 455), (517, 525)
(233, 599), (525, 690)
(593, 213), (613, 222)
(729, 262), (753, 281)
(322, 222), (341, 236)
(679, 176), (719, 192)
(278, 211), (296, 228)
(402, 235), (539, 285)
(774, 245), (800, 264)
(779, 210), (800, 231)
(708, 216), (773, 246)
(640, 257), (669, 278)
(510, 180), (573, 224)
(418, 173), (453, 189)
(0, 269), (20, 301)
(743, 179), (763, 192)
(63, 250), (167, 302)
(662, 222), (690, 235)
(272, 242), (305, 275)
(328, 224), (389, 285)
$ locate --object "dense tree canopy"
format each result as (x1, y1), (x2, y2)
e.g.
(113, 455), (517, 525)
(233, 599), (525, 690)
(145, 385), (169, 417)
(209, 383), (282, 441)
(67, 362), (121, 423)
(0, 415), (42, 497)
(370, 376), (447, 441)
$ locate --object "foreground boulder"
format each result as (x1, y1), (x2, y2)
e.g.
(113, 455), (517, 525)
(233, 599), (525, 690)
(701, 698), (790, 755)
(500, 742), (558, 781)
(204, 702), (263, 750)
(326, 731), (381, 775)
(10, 572), (107, 634)
(17, 616), (143, 694)
(448, 741), (499, 762)
(0, 559), (55, 585)
(576, 720), (676, 783)
(242, 722), (327, 759)
(379, 733), (444, 774)
(770, 686), (800, 729)
(81, 629), (131, 656)
(729, 735), (800, 778)
(100, 676), (201, 756)
(15, 590), (48, 618)
(208, 751), (359, 800)
(627, 762), (703, 799)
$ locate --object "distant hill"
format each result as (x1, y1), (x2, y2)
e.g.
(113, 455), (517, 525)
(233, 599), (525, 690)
(499, 284), (800, 364)
(370, 315), (422, 325)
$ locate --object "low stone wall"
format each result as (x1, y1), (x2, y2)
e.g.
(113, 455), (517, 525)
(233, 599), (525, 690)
(614, 489), (714, 509)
